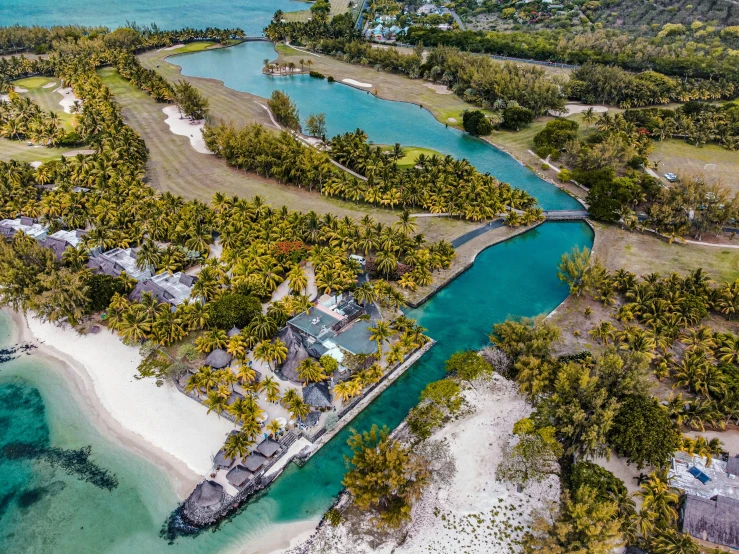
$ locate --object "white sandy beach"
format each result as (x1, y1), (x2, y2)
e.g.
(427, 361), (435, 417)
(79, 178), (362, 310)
(14, 312), (234, 482)
(55, 86), (80, 114)
(342, 78), (372, 88)
(162, 105), (212, 154)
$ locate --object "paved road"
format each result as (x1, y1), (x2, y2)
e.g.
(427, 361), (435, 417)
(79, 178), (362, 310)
(450, 11), (466, 31)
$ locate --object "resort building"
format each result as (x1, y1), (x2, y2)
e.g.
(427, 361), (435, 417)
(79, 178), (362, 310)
(281, 292), (376, 381)
(681, 495), (739, 549)
(669, 452), (739, 549)
(129, 271), (197, 306)
(0, 217), (49, 240)
(302, 381), (333, 409)
(88, 247), (152, 281)
(668, 452), (739, 500)
(40, 229), (86, 259)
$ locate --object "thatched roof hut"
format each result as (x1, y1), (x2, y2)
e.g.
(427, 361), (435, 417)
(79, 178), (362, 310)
(227, 327), (241, 337)
(278, 326), (311, 382)
(625, 547), (649, 554)
(681, 494), (739, 548)
(256, 439), (281, 458)
(243, 452), (267, 472)
(191, 480), (224, 508)
(302, 381), (332, 408)
(226, 465), (254, 488)
(213, 448), (235, 470)
(205, 348), (232, 369)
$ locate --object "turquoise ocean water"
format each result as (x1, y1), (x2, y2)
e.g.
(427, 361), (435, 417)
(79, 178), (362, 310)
(0, 0), (306, 36)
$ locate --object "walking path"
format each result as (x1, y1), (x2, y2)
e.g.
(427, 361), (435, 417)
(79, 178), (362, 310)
(450, 11), (466, 30)
(451, 220), (504, 248)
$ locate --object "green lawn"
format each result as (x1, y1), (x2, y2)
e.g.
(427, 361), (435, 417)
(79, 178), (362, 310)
(650, 139), (739, 194)
(165, 41), (220, 56)
(13, 76), (53, 89)
(396, 146), (444, 168)
(0, 138), (68, 163)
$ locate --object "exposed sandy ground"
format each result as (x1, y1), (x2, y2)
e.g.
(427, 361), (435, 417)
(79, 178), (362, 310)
(302, 376), (560, 554)
(557, 103), (609, 116)
(424, 82), (452, 95)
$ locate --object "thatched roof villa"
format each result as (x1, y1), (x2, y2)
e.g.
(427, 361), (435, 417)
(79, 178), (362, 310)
(256, 438), (281, 458)
(302, 381), (332, 408)
(205, 348), (232, 369)
(243, 452), (267, 472)
(191, 480), (224, 509)
(213, 448), (235, 470)
(226, 465), (254, 488)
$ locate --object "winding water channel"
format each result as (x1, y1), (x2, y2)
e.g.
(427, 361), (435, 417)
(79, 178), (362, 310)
(1, 38), (593, 554)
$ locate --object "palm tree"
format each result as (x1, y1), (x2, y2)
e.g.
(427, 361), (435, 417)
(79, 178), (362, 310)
(287, 264), (308, 294)
(289, 397), (311, 421)
(249, 314), (277, 340)
(223, 431), (254, 460)
(353, 282), (377, 306)
(236, 364), (257, 386)
(394, 209), (417, 236)
(281, 388), (301, 410)
(582, 107), (597, 127)
(636, 468), (679, 526)
(588, 320), (616, 345)
(333, 380), (354, 403)
(261, 376), (281, 403)
(204, 390), (228, 418)
(368, 320), (392, 355)
(649, 529), (699, 554)
(296, 358), (327, 384)
(266, 419), (283, 438)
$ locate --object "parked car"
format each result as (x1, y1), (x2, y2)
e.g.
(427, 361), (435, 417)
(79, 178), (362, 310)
(664, 173), (678, 183)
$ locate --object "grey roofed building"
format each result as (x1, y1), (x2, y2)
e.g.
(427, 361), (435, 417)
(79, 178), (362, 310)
(331, 319), (376, 355)
(190, 480), (224, 508)
(727, 454), (739, 477)
(226, 465), (254, 488)
(669, 452), (739, 500)
(302, 381), (332, 408)
(287, 306), (341, 341)
(681, 494), (739, 549)
(243, 452), (267, 472)
(306, 342), (329, 359)
(0, 217), (49, 240)
(40, 229), (86, 260)
(130, 271), (196, 306)
(205, 348), (232, 369)
(298, 411), (321, 427)
(256, 438), (281, 458)
(213, 448), (235, 470)
(87, 247), (151, 281)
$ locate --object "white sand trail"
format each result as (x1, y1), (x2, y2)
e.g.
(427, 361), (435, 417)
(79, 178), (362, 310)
(342, 78), (372, 88)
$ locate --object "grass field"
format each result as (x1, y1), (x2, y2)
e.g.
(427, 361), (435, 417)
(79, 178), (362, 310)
(593, 222), (739, 282)
(10, 76), (76, 131)
(650, 139), (739, 194)
(0, 139), (71, 163)
(98, 63), (475, 244)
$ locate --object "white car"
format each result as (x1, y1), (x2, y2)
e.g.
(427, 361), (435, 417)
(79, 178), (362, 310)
(664, 173), (678, 183)
(349, 254), (366, 266)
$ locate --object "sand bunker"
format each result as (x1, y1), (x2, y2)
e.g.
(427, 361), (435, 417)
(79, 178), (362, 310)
(162, 105), (212, 154)
(56, 87), (81, 114)
(559, 103), (609, 116)
(42, 81), (57, 89)
(342, 78), (372, 88)
(424, 82), (452, 95)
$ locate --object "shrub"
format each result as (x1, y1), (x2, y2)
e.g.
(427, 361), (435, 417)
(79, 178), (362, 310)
(309, 70), (325, 79)
(327, 75), (335, 82)
(501, 106), (534, 130)
(541, 163), (550, 170)
(207, 293), (262, 330)
(558, 168), (573, 182)
(533, 119), (579, 150)
(608, 395), (680, 469)
(89, 274), (128, 313)
(462, 109), (493, 136)
(325, 507), (343, 526)
(176, 342), (199, 361)
(320, 354), (339, 374)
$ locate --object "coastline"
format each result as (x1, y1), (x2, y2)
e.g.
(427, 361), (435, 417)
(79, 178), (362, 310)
(4, 308), (230, 499)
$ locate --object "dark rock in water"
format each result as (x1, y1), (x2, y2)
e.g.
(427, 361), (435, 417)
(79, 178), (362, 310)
(1, 442), (118, 491)
(0, 492), (15, 520)
(0, 342), (37, 365)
